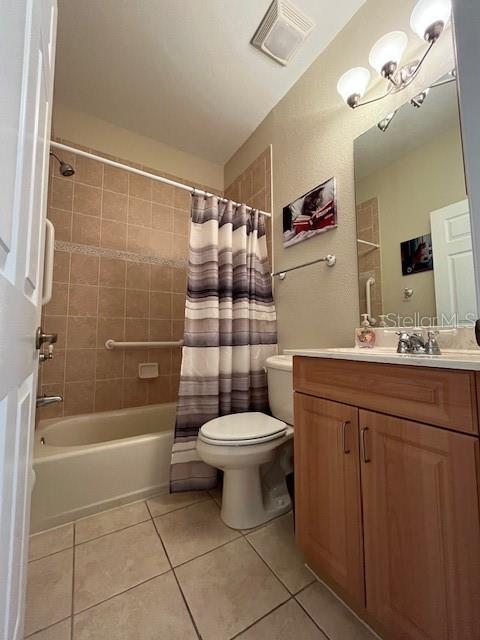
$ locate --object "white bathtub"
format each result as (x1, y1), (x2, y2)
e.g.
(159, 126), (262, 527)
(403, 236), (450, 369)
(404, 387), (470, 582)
(31, 403), (176, 533)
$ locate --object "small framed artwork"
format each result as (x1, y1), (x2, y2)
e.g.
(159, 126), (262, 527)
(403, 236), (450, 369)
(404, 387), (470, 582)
(401, 233), (433, 275)
(282, 177), (337, 248)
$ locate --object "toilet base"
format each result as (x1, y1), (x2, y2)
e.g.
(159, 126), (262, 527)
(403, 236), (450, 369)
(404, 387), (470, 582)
(220, 465), (291, 530)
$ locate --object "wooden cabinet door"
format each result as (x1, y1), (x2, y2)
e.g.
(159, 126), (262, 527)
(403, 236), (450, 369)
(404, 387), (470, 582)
(294, 393), (364, 606)
(360, 410), (480, 640)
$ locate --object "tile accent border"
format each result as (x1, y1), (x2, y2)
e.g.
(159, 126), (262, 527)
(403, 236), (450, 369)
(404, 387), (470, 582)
(54, 240), (188, 270)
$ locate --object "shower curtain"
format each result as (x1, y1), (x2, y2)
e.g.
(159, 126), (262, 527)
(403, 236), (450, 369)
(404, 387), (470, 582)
(170, 196), (278, 492)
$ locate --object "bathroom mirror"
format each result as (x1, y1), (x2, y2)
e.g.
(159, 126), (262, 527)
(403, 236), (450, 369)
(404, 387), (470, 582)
(354, 71), (477, 328)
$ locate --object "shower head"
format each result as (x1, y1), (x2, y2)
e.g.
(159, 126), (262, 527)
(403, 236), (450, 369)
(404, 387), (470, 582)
(50, 152), (75, 177)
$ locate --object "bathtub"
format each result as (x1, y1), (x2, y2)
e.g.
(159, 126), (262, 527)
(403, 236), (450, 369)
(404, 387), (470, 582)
(31, 403), (176, 533)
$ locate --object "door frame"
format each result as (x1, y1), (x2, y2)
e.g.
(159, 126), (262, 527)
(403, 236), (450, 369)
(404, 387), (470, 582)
(452, 0), (480, 314)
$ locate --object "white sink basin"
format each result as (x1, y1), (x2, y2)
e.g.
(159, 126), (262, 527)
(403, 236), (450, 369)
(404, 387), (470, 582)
(284, 347), (480, 370)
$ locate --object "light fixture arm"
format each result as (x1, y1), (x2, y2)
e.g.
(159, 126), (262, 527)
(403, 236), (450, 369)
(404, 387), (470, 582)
(351, 39), (435, 109)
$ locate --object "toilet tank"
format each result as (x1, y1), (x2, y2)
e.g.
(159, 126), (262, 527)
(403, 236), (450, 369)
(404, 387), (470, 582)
(265, 355), (294, 425)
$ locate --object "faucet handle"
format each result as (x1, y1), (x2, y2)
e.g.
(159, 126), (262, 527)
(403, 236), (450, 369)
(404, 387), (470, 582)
(425, 329), (441, 355)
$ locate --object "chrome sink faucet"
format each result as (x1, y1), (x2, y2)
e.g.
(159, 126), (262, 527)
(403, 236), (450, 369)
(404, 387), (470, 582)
(396, 330), (441, 355)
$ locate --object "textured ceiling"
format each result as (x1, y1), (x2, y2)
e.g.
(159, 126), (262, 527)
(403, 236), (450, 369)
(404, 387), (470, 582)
(54, 0), (365, 163)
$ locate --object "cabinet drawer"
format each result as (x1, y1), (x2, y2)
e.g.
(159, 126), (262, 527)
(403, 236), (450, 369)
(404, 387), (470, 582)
(293, 357), (478, 434)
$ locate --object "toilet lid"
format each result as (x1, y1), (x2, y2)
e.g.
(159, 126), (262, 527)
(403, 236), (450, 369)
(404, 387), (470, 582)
(200, 412), (286, 443)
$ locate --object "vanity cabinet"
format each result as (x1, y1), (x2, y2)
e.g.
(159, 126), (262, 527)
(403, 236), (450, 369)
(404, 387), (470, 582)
(294, 357), (480, 640)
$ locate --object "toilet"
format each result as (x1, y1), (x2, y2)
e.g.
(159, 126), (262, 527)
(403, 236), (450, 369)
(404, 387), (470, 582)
(196, 355), (294, 530)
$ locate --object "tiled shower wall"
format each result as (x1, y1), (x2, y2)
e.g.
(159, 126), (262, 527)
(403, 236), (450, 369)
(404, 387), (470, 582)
(356, 197), (383, 321)
(225, 146), (272, 267)
(38, 140), (222, 419)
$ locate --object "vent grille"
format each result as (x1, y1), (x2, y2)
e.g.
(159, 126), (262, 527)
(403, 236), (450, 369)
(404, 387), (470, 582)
(251, 0), (315, 66)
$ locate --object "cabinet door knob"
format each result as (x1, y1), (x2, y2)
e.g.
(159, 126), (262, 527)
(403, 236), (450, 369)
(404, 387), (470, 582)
(341, 420), (351, 454)
(361, 427), (371, 463)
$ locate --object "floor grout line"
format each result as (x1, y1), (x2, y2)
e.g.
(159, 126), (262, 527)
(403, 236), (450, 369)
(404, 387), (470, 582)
(294, 590), (334, 640)
(24, 616), (72, 639)
(229, 597), (295, 640)
(74, 515), (152, 547)
(147, 500), (203, 640)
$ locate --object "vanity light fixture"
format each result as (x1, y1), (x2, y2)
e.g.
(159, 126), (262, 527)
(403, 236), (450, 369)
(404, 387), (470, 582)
(377, 110), (397, 132)
(337, 0), (451, 109)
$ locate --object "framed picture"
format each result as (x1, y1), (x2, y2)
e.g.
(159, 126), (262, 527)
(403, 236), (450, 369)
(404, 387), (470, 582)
(401, 233), (433, 275)
(282, 177), (337, 248)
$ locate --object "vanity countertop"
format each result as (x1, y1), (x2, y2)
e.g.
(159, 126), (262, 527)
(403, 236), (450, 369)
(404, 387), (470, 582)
(284, 347), (480, 371)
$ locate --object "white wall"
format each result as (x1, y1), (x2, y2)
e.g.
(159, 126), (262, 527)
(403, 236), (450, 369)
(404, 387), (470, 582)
(53, 103), (224, 191)
(225, 0), (456, 349)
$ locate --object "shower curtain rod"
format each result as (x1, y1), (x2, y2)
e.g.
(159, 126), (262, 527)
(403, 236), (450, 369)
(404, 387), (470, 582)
(50, 141), (272, 218)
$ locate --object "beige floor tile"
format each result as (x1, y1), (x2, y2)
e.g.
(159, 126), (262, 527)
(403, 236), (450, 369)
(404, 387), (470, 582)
(26, 618), (71, 640)
(236, 599), (328, 640)
(75, 501), (150, 544)
(176, 537), (289, 640)
(28, 523), (73, 562)
(25, 549), (73, 636)
(74, 521), (169, 613)
(146, 489), (210, 517)
(296, 581), (379, 640)
(208, 486), (222, 506)
(154, 499), (240, 566)
(246, 512), (314, 594)
(73, 572), (197, 640)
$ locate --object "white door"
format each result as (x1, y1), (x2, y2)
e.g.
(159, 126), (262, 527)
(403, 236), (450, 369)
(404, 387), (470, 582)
(0, 1), (57, 638)
(430, 199), (478, 324)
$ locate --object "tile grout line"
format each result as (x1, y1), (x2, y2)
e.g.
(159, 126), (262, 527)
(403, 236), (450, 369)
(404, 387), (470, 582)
(24, 615), (72, 639)
(229, 597), (295, 640)
(146, 499), (203, 640)
(293, 590), (334, 640)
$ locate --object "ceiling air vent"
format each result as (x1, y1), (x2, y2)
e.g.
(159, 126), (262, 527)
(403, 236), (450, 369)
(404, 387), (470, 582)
(251, 0), (315, 66)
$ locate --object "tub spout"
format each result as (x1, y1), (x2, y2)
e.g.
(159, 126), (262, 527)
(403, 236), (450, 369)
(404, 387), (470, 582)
(36, 394), (63, 408)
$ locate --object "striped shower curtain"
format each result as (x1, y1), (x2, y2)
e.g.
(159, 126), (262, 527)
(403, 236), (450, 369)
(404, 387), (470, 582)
(170, 196), (278, 492)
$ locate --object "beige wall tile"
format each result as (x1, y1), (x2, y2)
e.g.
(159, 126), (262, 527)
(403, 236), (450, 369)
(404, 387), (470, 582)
(100, 219), (127, 251)
(68, 284), (98, 317)
(66, 316), (97, 349)
(171, 347), (182, 375)
(97, 317), (124, 347)
(103, 165), (128, 194)
(173, 210), (189, 236)
(102, 190), (128, 222)
(65, 349), (96, 383)
(151, 181), (174, 206)
(73, 183), (102, 217)
(94, 379), (123, 412)
(147, 375), (171, 404)
(150, 229), (173, 259)
(149, 319), (171, 341)
(172, 319), (184, 341)
(174, 187), (191, 211)
(172, 268), (187, 293)
(127, 225), (151, 256)
(129, 173), (151, 200)
(75, 156), (103, 188)
(99, 257), (126, 288)
(47, 209), (73, 242)
(172, 234), (188, 260)
(125, 318), (148, 342)
(70, 253), (99, 285)
(148, 348), (171, 375)
(151, 264), (172, 292)
(128, 197), (152, 227)
(42, 349), (66, 385)
(150, 292), (171, 319)
(172, 293), (185, 320)
(52, 251), (70, 283)
(152, 203), (174, 232)
(95, 349), (124, 380)
(45, 283), (68, 316)
(123, 377), (148, 408)
(124, 350), (148, 378)
(50, 178), (73, 211)
(64, 380), (95, 416)
(72, 213), (101, 246)
(126, 289), (149, 318)
(98, 287), (125, 318)
(126, 261), (150, 290)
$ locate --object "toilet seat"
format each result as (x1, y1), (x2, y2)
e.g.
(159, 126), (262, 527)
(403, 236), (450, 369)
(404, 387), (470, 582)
(198, 412), (287, 447)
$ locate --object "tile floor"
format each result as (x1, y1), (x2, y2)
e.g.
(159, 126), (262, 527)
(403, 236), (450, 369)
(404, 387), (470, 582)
(25, 490), (379, 640)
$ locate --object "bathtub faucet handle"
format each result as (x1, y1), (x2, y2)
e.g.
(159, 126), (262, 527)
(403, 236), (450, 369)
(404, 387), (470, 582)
(36, 394), (63, 408)
(35, 326), (58, 350)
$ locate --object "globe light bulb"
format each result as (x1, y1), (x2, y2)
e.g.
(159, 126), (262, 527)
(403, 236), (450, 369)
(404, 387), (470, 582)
(410, 0), (452, 42)
(369, 31), (408, 78)
(337, 67), (371, 108)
